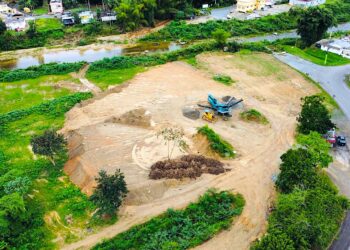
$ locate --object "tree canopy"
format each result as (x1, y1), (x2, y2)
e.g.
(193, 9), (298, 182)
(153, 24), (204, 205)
(297, 95), (335, 134)
(90, 170), (128, 216)
(296, 6), (336, 47)
(0, 20), (6, 36)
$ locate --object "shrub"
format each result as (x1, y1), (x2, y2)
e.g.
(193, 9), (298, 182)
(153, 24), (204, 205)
(197, 125), (235, 158)
(0, 62), (85, 82)
(213, 74), (234, 85)
(240, 109), (269, 124)
(93, 190), (245, 250)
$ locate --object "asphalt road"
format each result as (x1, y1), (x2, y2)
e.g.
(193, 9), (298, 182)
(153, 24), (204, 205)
(274, 53), (350, 119)
(210, 6), (232, 20)
(236, 22), (350, 43)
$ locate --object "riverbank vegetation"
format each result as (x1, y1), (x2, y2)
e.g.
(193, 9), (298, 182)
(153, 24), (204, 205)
(252, 95), (348, 250)
(93, 190), (245, 250)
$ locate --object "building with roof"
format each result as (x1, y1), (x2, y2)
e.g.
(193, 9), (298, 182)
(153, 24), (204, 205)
(49, 0), (63, 14)
(289, 0), (325, 7)
(317, 36), (350, 59)
(237, 0), (266, 12)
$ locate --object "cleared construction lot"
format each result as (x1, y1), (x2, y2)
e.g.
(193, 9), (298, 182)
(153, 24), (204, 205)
(62, 52), (318, 249)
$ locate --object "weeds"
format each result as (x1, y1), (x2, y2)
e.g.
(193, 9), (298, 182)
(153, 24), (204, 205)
(240, 109), (269, 125)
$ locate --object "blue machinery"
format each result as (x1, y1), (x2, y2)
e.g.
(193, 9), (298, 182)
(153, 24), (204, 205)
(198, 94), (243, 119)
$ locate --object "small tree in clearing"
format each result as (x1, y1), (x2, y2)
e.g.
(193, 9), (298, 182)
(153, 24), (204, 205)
(212, 28), (230, 48)
(157, 127), (188, 160)
(90, 170), (128, 217)
(30, 129), (66, 166)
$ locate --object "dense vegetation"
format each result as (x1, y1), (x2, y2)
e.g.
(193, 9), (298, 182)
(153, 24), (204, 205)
(240, 109), (269, 124)
(93, 190), (245, 250)
(0, 62), (85, 82)
(0, 92), (93, 249)
(143, 0), (350, 42)
(197, 125), (235, 158)
(251, 96), (348, 250)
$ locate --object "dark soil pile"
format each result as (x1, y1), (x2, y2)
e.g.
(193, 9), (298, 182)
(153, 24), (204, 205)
(149, 155), (225, 180)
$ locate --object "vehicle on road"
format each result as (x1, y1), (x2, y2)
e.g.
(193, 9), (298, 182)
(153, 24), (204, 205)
(337, 136), (347, 146)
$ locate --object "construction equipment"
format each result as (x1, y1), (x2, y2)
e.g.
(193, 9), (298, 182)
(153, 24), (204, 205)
(198, 94), (243, 120)
(202, 109), (218, 123)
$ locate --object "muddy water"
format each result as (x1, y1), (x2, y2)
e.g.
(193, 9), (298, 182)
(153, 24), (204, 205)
(0, 42), (182, 70)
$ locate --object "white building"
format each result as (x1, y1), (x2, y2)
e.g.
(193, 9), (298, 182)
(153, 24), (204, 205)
(318, 37), (350, 59)
(79, 11), (94, 24)
(49, 0), (63, 14)
(289, 0), (325, 7)
(5, 13), (26, 31)
(237, 0), (266, 12)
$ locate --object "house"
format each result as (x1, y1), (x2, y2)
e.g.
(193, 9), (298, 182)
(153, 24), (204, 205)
(317, 36), (350, 59)
(49, 0), (63, 14)
(289, 0), (325, 7)
(5, 13), (26, 31)
(237, 0), (266, 13)
(0, 3), (16, 14)
(79, 11), (94, 24)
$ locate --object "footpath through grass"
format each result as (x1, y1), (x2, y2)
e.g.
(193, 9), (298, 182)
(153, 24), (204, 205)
(283, 45), (350, 66)
(93, 190), (245, 250)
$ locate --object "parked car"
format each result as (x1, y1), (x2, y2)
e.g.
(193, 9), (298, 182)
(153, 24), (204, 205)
(337, 136), (347, 146)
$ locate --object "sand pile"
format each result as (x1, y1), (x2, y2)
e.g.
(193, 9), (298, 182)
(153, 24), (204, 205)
(105, 108), (152, 128)
(149, 154), (225, 180)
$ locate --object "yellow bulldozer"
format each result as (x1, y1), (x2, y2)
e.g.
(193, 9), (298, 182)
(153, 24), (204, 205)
(202, 110), (218, 123)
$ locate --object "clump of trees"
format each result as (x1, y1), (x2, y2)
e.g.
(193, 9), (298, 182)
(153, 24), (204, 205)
(90, 170), (128, 217)
(252, 95), (348, 250)
(296, 6), (336, 47)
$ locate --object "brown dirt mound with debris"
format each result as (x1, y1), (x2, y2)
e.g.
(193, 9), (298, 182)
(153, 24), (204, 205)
(149, 155), (225, 180)
(105, 108), (152, 128)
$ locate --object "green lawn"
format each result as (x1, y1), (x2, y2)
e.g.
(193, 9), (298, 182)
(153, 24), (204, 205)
(0, 75), (74, 113)
(86, 67), (146, 90)
(283, 46), (350, 66)
(33, 7), (48, 15)
(36, 18), (63, 32)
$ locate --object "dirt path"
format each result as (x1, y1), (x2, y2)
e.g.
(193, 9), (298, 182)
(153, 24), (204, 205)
(71, 65), (101, 94)
(61, 53), (317, 250)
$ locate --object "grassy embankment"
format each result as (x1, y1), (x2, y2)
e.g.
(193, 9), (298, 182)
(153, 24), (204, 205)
(240, 109), (269, 125)
(283, 45), (350, 66)
(93, 190), (245, 250)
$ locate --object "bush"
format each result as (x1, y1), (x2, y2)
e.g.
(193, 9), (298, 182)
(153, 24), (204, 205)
(197, 125), (235, 158)
(0, 62), (85, 82)
(240, 109), (268, 124)
(93, 190), (245, 250)
(213, 74), (234, 85)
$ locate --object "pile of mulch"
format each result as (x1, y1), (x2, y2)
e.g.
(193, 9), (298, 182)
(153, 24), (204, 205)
(149, 155), (225, 180)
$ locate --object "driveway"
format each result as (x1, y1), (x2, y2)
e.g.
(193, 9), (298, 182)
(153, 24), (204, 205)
(274, 53), (350, 250)
(274, 53), (350, 119)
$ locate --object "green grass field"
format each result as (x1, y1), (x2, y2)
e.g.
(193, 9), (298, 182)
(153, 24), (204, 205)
(0, 75), (74, 113)
(36, 18), (63, 32)
(32, 7), (48, 15)
(283, 46), (350, 66)
(86, 67), (146, 90)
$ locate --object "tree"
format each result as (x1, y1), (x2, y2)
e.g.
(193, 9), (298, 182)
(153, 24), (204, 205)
(26, 21), (37, 39)
(296, 6), (336, 47)
(0, 20), (6, 36)
(90, 170), (128, 216)
(30, 129), (66, 166)
(157, 127), (188, 160)
(212, 28), (230, 47)
(296, 131), (333, 168)
(276, 148), (318, 193)
(297, 95), (335, 135)
(4, 177), (31, 195)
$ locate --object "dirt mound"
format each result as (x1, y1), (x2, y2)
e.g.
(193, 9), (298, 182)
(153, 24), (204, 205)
(149, 154), (225, 180)
(182, 106), (200, 120)
(105, 108), (152, 128)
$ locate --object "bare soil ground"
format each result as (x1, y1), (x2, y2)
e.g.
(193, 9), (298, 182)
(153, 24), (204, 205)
(61, 52), (317, 250)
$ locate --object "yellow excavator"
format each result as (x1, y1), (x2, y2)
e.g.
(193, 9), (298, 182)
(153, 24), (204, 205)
(202, 109), (218, 123)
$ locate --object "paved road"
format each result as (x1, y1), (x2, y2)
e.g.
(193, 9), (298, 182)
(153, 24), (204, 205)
(210, 6), (232, 20)
(236, 22), (350, 43)
(274, 53), (350, 119)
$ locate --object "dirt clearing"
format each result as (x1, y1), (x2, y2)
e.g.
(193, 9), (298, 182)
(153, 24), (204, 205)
(61, 52), (317, 250)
